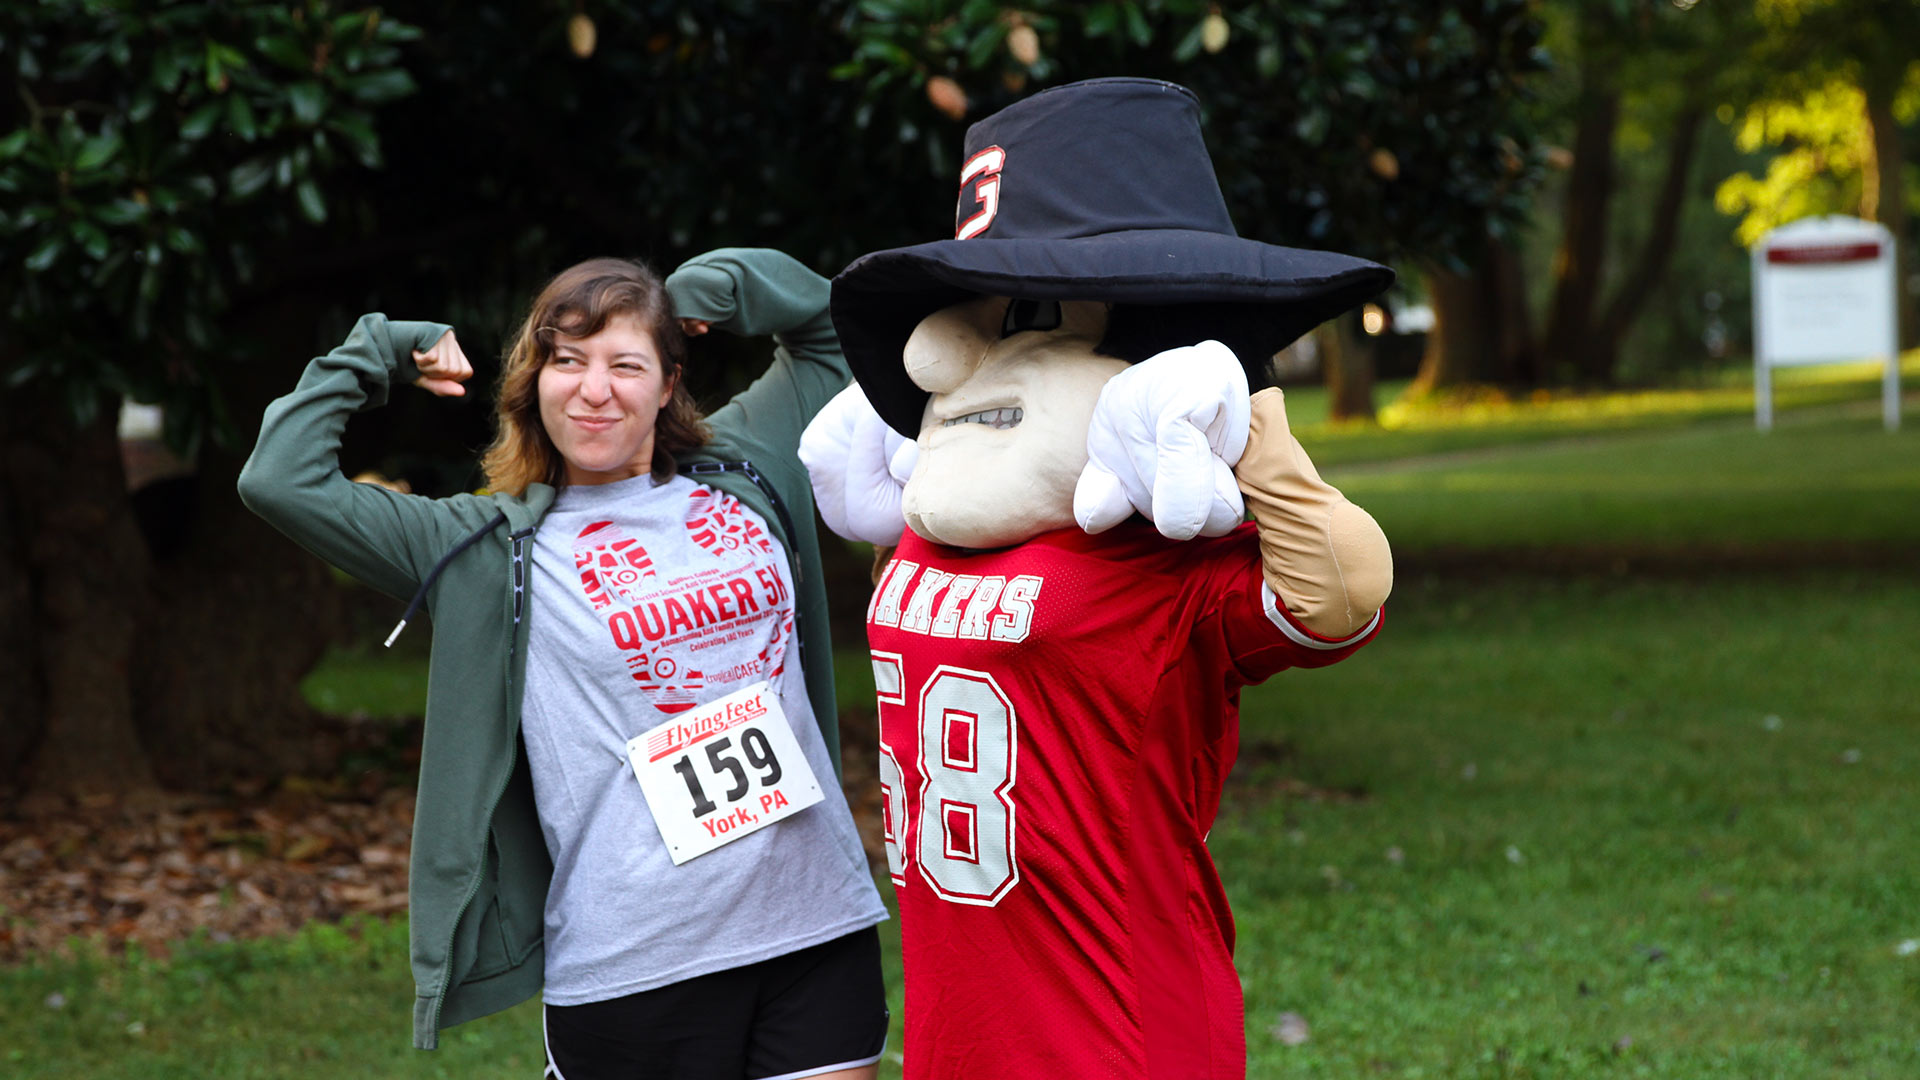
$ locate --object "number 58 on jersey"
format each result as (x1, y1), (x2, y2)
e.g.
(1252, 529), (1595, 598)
(627, 681), (824, 865)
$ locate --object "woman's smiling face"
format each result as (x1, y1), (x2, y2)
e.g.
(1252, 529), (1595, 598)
(537, 313), (676, 486)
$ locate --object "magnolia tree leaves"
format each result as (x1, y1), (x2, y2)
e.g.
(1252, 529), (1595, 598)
(841, 0), (1551, 268)
(0, 1), (420, 446)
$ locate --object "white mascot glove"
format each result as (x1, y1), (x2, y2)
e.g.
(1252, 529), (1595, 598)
(1074, 339), (1251, 541)
(799, 384), (917, 546)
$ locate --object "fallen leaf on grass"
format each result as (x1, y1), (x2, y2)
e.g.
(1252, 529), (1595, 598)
(282, 834), (333, 863)
(101, 884), (148, 906)
(1895, 939), (1919, 957)
(327, 882), (384, 906)
(1271, 1012), (1311, 1046)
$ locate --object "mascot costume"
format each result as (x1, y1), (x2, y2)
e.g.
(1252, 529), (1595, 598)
(802, 78), (1395, 1079)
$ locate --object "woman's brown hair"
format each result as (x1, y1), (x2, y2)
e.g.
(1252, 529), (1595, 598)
(482, 257), (710, 495)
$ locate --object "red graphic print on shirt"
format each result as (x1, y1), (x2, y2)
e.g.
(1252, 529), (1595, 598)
(686, 487), (776, 557)
(574, 521), (656, 610)
(572, 521), (703, 706)
(573, 490), (795, 715)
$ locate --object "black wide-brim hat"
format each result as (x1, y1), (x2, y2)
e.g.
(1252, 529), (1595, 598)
(832, 77), (1395, 437)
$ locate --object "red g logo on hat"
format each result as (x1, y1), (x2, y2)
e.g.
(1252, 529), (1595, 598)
(956, 145), (1005, 240)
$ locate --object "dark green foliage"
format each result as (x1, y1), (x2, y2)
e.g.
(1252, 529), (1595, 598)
(1742, 0), (1920, 102)
(0, 1), (419, 450)
(2, 1), (1549, 450)
(842, 0), (1550, 266)
(0, 1), (969, 528)
(0, 2), (1004, 797)
(277, 2), (958, 434)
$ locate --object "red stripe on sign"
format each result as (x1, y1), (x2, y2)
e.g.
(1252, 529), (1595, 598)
(1766, 242), (1882, 264)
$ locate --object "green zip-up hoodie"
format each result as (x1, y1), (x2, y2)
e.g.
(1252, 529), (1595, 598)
(238, 249), (850, 1049)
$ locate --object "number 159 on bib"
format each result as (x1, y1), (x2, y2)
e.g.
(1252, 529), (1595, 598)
(627, 682), (824, 865)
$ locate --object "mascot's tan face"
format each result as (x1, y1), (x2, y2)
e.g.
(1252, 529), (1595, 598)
(901, 295), (1126, 549)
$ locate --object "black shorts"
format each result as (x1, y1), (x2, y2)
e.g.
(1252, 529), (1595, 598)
(542, 927), (888, 1080)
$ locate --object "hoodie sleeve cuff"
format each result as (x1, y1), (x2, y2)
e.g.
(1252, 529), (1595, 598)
(384, 319), (453, 384)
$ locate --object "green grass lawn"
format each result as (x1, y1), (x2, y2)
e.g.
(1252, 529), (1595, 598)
(1284, 355), (1919, 467)
(299, 647), (433, 721)
(10, 572), (1915, 1078)
(0, 922), (544, 1079)
(1225, 571), (1920, 1078)
(9, 380), (1919, 1078)
(1329, 411), (1920, 555)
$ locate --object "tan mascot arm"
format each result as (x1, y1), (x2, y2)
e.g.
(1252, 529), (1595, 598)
(1235, 387), (1392, 639)
(1071, 336), (1389, 638)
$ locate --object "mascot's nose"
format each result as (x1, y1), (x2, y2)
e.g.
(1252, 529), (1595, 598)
(904, 295), (1006, 393)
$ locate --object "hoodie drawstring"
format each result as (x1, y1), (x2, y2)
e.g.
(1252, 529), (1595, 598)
(386, 511), (510, 646)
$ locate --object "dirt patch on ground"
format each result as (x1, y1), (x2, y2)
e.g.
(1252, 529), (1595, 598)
(1, 710), (891, 966)
(0, 784), (415, 964)
(2, 706), (1356, 964)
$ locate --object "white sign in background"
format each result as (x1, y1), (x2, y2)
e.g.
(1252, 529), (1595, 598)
(1751, 215), (1900, 430)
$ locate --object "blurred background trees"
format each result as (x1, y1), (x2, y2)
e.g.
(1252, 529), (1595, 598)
(1, 0), (924, 800)
(1529, 0), (1740, 388)
(0, 1), (423, 799)
(1717, 0), (1920, 344)
(843, 0), (1551, 418)
(2, 0), (1914, 800)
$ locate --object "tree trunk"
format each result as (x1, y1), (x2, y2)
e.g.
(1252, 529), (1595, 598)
(1591, 107), (1705, 378)
(137, 454), (343, 790)
(1320, 308), (1378, 421)
(1, 388), (159, 800)
(1543, 60), (1620, 384)
(0, 449), (42, 787)
(1413, 235), (1538, 394)
(1, 305), (347, 798)
(138, 301), (346, 790)
(1486, 239), (1539, 384)
(1863, 83), (1913, 348)
(1413, 262), (1491, 394)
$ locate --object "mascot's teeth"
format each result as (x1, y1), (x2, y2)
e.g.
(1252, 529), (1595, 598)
(945, 407), (1023, 429)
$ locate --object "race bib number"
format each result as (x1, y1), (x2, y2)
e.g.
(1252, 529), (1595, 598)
(627, 682), (824, 865)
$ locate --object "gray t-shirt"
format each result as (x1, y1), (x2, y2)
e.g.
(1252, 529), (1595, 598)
(520, 471), (885, 1005)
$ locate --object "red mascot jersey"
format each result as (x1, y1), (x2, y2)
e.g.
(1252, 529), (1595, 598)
(866, 521), (1381, 1080)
